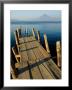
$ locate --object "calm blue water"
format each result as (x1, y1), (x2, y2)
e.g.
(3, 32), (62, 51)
(11, 22), (61, 57)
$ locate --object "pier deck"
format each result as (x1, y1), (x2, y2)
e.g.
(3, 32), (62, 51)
(13, 34), (61, 79)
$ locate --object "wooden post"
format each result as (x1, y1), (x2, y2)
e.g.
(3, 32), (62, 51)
(14, 30), (19, 53)
(37, 30), (40, 42)
(10, 66), (17, 79)
(32, 28), (35, 37)
(12, 47), (21, 63)
(17, 28), (21, 38)
(44, 33), (50, 54)
(19, 28), (21, 37)
(26, 26), (27, 36)
(56, 41), (61, 67)
(14, 30), (19, 45)
(17, 28), (19, 39)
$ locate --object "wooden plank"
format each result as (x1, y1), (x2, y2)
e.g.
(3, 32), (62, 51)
(25, 42), (32, 50)
(32, 47), (55, 78)
(19, 51), (28, 63)
(23, 36), (36, 43)
(18, 39), (43, 79)
(18, 49), (30, 79)
(38, 64), (54, 79)
(35, 45), (61, 79)
(27, 48), (43, 79)
(39, 45), (49, 58)
(15, 62), (30, 79)
(18, 54), (30, 79)
(18, 69), (30, 79)
(33, 41), (49, 58)
(25, 40), (38, 50)
(30, 41), (39, 48)
(20, 59), (30, 79)
(42, 62), (56, 79)
(17, 62), (30, 79)
(24, 37), (28, 42)
(26, 40), (42, 80)
(46, 59), (61, 79)
(35, 41), (49, 57)
(26, 37), (30, 42)
(15, 62), (23, 68)
(30, 36), (36, 41)
(19, 43), (26, 51)
(33, 48), (45, 60)
(27, 36), (34, 42)
(19, 37), (24, 44)
(33, 47), (54, 79)
(36, 46), (56, 78)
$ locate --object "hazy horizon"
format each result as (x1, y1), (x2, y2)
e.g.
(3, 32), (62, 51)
(10, 10), (61, 21)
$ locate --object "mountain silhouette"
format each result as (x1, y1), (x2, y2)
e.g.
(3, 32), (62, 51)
(34, 14), (60, 22)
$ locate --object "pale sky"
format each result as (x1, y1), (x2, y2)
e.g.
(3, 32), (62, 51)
(10, 10), (61, 20)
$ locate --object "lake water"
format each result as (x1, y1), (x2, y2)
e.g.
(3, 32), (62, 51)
(11, 22), (61, 57)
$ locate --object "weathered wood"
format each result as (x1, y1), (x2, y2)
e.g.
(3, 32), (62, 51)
(18, 46), (30, 79)
(32, 28), (35, 38)
(34, 41), (49, 58)
(12, 30), (61, 79)
(56, 41), (61, 67)
(25, 38), (43, 79)
(27, 49), (43, 79)
(14, 30), (19, 45)
(17, 60), (30, 79)
(17, 28), (19, 39)
(37, 30), (40, 42)
(25, 42), (32, 50)
(19, 51), (28, 62)
(18, 43), (26, 51)
(19, 38), (24, 44)
(19, 41), (42, 79)
(19, 28), (21, 37)
(44, 33), (50, 54)
(42, 62), (56, 79)
(29, 41), (39, 48)
(12, 47), (21, 63)
(46, 59), (61, 79)
(14, 30), (20, 53)
(33, 45), (55, 78)
(15, 62), (22, 68)
(32, 41), (50, 58)
(33, 48), (54, 79)
(18, 71), (30, 79)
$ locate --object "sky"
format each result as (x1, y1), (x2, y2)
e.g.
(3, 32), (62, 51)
(10, 10), (61, 20)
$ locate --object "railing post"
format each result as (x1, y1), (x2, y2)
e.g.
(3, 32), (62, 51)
(17, 28), (21, 38)
(14, 30), (19, 53)
(56, 41), (61, 67)
(14, 30), (19, 45)
(37, 30), (40, 42)
(17, 28), (19, 39)
(19, 28), (21, 37)
(32, 28), (35, 37)
(44, 33), (50, 54)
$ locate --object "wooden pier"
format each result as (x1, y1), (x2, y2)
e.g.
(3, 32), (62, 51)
(11, 27), (61, 79)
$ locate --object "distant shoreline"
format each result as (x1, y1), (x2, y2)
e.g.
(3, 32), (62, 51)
(11, 21), (61, 24)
